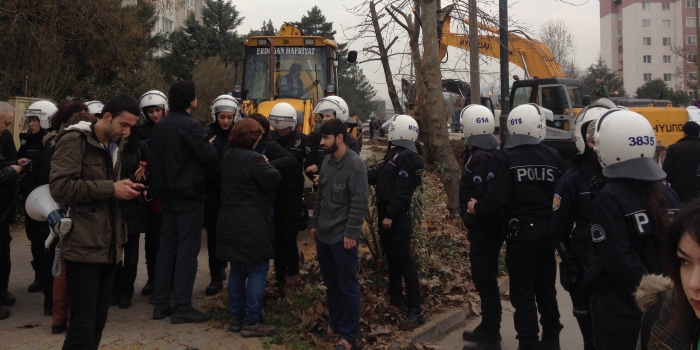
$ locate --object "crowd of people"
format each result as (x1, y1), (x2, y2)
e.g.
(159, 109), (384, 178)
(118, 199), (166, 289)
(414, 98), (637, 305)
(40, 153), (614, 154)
(1, 81), (700, 350)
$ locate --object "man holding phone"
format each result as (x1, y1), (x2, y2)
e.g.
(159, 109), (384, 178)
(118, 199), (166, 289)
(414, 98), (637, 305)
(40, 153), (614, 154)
(49, 95), (143, 349)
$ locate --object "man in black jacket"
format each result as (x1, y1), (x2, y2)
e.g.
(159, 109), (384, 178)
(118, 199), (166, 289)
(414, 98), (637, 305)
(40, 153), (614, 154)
(662, 121), (700, 203)
(149, 81), (218, 324)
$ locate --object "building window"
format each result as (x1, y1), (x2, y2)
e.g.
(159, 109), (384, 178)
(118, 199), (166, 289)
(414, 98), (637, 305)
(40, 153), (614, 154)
(162, 17), (173, 33)
(663, 20), (671, 27)
(689, 35), (698, 45)
(663, 37), (672, 46)
(663, 55), (672, 63)
(643, 55), (652, 63)
(186, 0), (194, 10)
(642, 2), (651, 10)
(688, 0), (697, 8)
(690, 90), (699, 99)
(644, 73), (652, 81)
(689, 18), (697, 27)
(690, 72), (698, 80)
(662, 2), (670, 10)
(619, 45), (624, 53)
(643, 19), (651, 27)
(690, 54), (698, 63)
(664, 74), (673, 81)
(643, 37), (652, 45)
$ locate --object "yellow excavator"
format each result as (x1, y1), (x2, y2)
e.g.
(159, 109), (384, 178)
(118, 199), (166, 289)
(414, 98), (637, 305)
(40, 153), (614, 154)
(234, 23), (357, 136)
(435, 5), (689, 158)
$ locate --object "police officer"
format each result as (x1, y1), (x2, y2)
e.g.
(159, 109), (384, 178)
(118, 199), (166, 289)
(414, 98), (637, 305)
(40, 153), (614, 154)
(269, 102), (309, 291)
(458, 105), (503, 350)
(551, 98), (616, 350)
(305, 96), (360, 183)
(368, 114), (426, 328)
(467, 104), (565, 350)
(85, 101), (105, 119)
(203, 95), (240, 295)
(585, 109), (680, 350)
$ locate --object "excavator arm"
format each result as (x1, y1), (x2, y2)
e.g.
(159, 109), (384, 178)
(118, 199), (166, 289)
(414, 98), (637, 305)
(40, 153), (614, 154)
(437, 9), (565, 79)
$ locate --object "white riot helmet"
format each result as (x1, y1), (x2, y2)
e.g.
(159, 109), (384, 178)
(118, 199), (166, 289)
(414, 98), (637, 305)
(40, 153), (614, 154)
(460, 104), (499, 150)
(138, 90), (168, 115)
(23, 100), (57, 131)
(85, 101), (104, 117)
(384, 114), (419, 153)
(504, 103), (547, 148)
(268, 102), (297, 130)
(593, 109), (665, 181)
(573, 98), (617, 154)
(312, 96), (349, 122)
(210, 95), (240, 123)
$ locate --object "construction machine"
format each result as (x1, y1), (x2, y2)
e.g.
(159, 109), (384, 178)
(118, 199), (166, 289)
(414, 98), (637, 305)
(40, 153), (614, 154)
(435, 5), (690, 158)
(235, 24), (356, 135)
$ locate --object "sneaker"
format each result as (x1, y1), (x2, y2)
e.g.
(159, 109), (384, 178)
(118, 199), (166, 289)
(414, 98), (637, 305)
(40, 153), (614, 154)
(118, 297), (132, 309)
(141, 280), (154, 296)
(0, 290), (16, 306)
(240, 322), (276, 337)
(400, 308), (426, 329)
(27, 279), (42, 293)
(152, 306), (174, 320)
(205, 279), (223, 296)
(170, 308), (212, 324)
(228, 318), (244, 332)
(0, 305), (8, 320)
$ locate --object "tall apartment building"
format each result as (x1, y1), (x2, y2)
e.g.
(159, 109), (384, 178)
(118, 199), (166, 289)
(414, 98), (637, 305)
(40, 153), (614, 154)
(122, 0), (203, 37)
(600, 0), (698, 98)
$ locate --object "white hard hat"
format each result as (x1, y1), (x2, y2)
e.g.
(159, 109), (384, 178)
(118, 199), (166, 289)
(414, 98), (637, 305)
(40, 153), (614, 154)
(312, 96), (349, 122)
(593, 109), (665, 181)
(460, 104), (499, 150)
(23, 100), (57, 131)
(269, 102), (297, 130)
(210, 95), (240, 123)
(504, 103), (546, 148)
(85, 101), (104, 117)
(385, 114), (419, 153)
(138, 90), (168, 113)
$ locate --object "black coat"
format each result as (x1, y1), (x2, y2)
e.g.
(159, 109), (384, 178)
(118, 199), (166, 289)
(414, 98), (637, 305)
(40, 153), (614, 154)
(204, 122), (232, 197)
(0, 133), (19, 227)
(18, 131), (46, 199)
(459, 146), (499, 231)
(254, 135), (297, 171)
(662, 136), (700, 203)
(368, 145), (424, 219)
(271, 130), (308, 195)
(119, 138), (150, 235)
(149, 110), (218, 200)
(216, 147), (280, 263)
(137, 120), (156, 147)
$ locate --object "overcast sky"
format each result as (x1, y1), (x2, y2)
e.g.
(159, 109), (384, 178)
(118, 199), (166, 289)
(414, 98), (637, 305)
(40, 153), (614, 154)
(234, 0), (599, 100)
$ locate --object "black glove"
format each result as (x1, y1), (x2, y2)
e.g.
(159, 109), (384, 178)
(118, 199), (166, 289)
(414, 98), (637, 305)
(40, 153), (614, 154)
(559, 254), (580, 292)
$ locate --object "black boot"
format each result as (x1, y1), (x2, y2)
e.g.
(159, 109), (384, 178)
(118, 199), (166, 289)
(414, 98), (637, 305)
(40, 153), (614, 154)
(463, 323), (484, 342)
(205, 277), (223, 296)
(400, 308), (426, 329)
(0, 290), (16, 306)
(463, 332), (502, 350)
(537, 336), (560, 350)
(0, 305), (8, 320)
(141, 279), (155, 296)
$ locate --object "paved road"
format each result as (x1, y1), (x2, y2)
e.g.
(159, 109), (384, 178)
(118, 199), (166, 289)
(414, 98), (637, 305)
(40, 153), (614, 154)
(435, 271), (583, 350)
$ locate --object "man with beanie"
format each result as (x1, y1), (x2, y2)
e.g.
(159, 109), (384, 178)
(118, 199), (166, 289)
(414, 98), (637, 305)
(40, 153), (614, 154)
(663, 121), (700, 203)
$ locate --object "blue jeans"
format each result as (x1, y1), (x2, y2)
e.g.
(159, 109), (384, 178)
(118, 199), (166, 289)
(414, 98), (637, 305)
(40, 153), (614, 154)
(228, 261), (270, 324)
(316, 239), (360, 344)
(153, 199), (204, 312)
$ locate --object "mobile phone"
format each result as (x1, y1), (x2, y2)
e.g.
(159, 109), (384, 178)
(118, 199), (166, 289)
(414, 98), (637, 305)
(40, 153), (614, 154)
(20, 160), (32, 168)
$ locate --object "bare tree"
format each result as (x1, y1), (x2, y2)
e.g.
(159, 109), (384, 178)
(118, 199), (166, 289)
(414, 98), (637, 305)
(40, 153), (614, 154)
(539, 17), (576, 72)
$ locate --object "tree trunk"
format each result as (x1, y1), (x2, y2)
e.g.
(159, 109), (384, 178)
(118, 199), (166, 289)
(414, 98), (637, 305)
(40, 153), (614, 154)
(419, 0), (461, 216)
(369, 1), (404, 116)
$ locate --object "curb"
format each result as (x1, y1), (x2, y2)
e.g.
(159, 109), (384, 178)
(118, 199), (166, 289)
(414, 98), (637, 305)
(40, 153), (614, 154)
(398, 277), (510, 346)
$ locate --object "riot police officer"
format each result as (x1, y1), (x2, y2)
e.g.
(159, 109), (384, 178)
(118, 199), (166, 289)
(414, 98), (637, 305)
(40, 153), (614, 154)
(368, 114), (426, 328)
(203, 95), (240, 295)
(467, 104), (565, 350)
(458, 105), (503, 350)
(84, 100), (104, 119)
(551, 98), (616, 350)
(585, 109), (680, 350)
(269, 102), (309, 291)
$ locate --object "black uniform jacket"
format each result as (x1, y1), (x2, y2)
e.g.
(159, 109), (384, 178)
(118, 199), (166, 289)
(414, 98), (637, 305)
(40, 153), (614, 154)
(474, 143), (566, 225)
(272, 130), (309, 196)
(551, 153), (603, 262)
(0, 137), (19, 227)
(368, 145), (424, 219)
(149, 110), (218, 200)
(305, 130), (360, 180)
(18, 131), (47, 199)
(459, 146), (497, 230)
(585, 180), (680, 300)
(204, 122), (232, 199)
(662, 136), (700, 203)
(254, 135), (297, 171)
